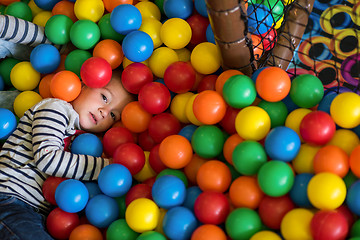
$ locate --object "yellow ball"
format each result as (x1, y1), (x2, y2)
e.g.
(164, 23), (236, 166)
(285, 108), (312, 142)
(139, 18), (163, 49)
(28, 0), (43, 17)
(235, 106), (271, 141)
(160, 18), (192, 49)
(133, 151), (157, 182)
(274, 15), (284, 29)
(125, 198), (160, 233)
(154, 208), (167, 235)
(148, 47), (179, 78)
(330, 92), (360, 129)
(123, 57), (149, 69)
(327, 129), (360, 155)
(250, 230), (282, 240)
(170, 92), (194, 124)
(11, 61), (41, 91)
(307, 172), (346, 210)
(185, 93), (203, 126)
(135, 1), (161, 20)
(13, 91), (43, 118)
(280, 208), (314, 240)
(174, 48), (191, 62)
(190, 42), (221, 75)
(292, 143), (320, 174)
(74, 0), (104, 22)
(32, 11), (52, 27)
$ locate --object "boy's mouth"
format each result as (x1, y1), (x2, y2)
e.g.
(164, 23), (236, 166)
(90, 112), (97, 124)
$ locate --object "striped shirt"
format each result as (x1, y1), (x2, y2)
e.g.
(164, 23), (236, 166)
(0, 98), (110, 213)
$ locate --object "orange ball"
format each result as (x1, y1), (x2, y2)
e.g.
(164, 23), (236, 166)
(159, 135), (193, 169)
(38, 74), (54, 99)
(121, 101), (152, 133)
(50, 70), (81, 102)
(52, 0), (77, 22)
(69, 224), (102, 240)
(229, 176), (264, 209)
(0, 0), (19, 5)
(349, 145), (360, 178)
(313, 145), (349, 178)
(196, 160), (232, 193)
(193, 90), (227, 125)
(251, 34), (264, 60)
(93, 39), (124, 69)
(191, 224), (227, 240)
(102, 0), (133, 12)
(215, 69), (243, 95)
(183, 154), (208, 185)
(255, 67), (291, 102)
(223, 133), (243, 165)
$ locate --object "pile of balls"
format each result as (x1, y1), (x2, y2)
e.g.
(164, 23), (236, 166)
(1, 0), (360, 240)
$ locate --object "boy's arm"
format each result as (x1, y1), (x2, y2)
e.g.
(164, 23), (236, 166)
(31, 101), (110, 181)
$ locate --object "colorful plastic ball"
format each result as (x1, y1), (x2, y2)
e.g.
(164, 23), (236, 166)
(11, 61), (40, 91)
(13, 90), (42, 118)
(102, 126), (135, 157)
(110, 4), (142, 35)
(64, 49), (92, 77)
(50, 70), (81, 102)
(223, 74), (256, 108)
(121, 101), (152, 133)
(197, 74), (217, 92)
(257, 160), (294, 197)
(135, 1), (161, 20)
(68, 224), (103, 240)
(164, 61), (196, 93)
(191, 224), (227, 240)
(186, 14), (209, 47)
(122, 30), (154, 63)
(106, 219), (140, 240)
(74, 0), (104, 22)
(97, 164), (132, 198)
(163, 0), (193, 19)
(125, 183), (152, 206)
(34, 0), (60, 11)
(148, 46), (179, 78)
(258, 100), (288, 128)
(292, 143), (319, 174)
(185, 93), (203, 126)
(5, 1), (32, 21)
(0, 57), (19, 87)
(0, 108), (17, 140)
(310, 210), (349, 240)
(251, 34), (264, 60)
(157, 168), (188, 187)
(299, 110), (336, 146)
(330, 92), (360, 129)
(46, 207), (80, 240)
(261, 28), (278, 51)
(80, 57), (112, 88)
(162, 206), (198, 240)
(71, 133), (103, 157)
(55, 179), (89, 213)
(191, 42), (221, 75)
(38, 74), (54, 98)
(250, 231), (282, 240)
(139, 17), (163, 49)
(133, 151), (157, 183)
(183, 154), (207, 185)
(178, 124), (198, 142)
(83, 181), (101, 199)
(289, 173), (313, 208)
(98, 13), (125, 42)
(196, 160), (232, 193)
(113, 143), (145, 175)
(152, 175), (186, 209)
(148, 113), (181, 143)
(289, 74), (324, 108)
(182, 186), (202, 211)
(42, 176), (67, 205)
(194, 191), (230, 225)
(328, 129), (360, 155)
(85, 194), (119, 228)
(235, 106), (271, 141)
(193, 90), (227, 125)
(350, 146), (360, 178)
(280, 208), (314, 240)
(285, 108), (312, 140)
(102, 0), (133, 12)
(138, 82), (171, 114)
(220, 106), (240, 135)
(158, 134), (193, 169)
(225, 207), (262, 240)
(206, 24), (215, 44)
(45, 14), (73, 45)
(148, 144), (167, 173)
(125, 198), (160, 233)
(160, 18), (192, 49)
(170, 92), (193, 124)
(93, 39), (124, 70)
(346, 180), (360, 216)
(32, 10), (52, 27)
(313, 145), (349, 178)
(247, 4), (274, 35)
(70, 19), (100, 50)
(191, 125), (225, 159)
(52, 0), (77, 23)
(121, 62), (153, 94)
(307, 172), (346, 210)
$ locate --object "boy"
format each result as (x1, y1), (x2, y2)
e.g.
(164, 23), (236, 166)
(0, 70), (134, 240)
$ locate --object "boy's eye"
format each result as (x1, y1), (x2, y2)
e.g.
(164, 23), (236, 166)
(102, 94), (108, 103)
(111, 112), (116, 121)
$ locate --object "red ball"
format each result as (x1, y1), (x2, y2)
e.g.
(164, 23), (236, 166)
(149, 144), (167, 173)
(42, 176), (67, 205)
(186, 14), (210, 48)
(260, 27), (277, 51)
(310, 210), (349, 240)
(80, 57), (112, 88)
(148, 113), (181, 143)
(138, 82), (171, 114)
(197, 74), (217, 92)
(137, 130), (157, 151)
(125, 183), (152, 206)
(46, 207), (80, 240)
(121, 62), (153, 94)
(219, 106), (240, 135)
(300, 110), (336, 146)
(164, 61), (196, 94)
(258, 195), (295, 230)
(113, 142), (146, 175)
(194, 191), (230, 225)
(102, 126), (135, 157)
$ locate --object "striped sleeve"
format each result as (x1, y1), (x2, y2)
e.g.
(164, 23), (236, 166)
(31, 101), (110, 181)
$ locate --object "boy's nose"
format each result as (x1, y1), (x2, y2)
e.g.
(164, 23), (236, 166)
(99, 108), (109, 118)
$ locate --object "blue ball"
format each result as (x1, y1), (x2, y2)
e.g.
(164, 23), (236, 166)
(85, 194), (119, 228)
(194, 0), (207, 17)
(163, 0), (193, 19)
(182, 186), (202, 211)
(206, 24), (215, 44)
(317, 91), (337, 114)
(30, 44), (61, 74)
(163, 206), (198, 240)
(0, 108), (17, 140)
(264, 126), (301, 162)
(34, 0), (61, 11)
(347, 180), (360, 216)
(0, 75), (4, 91)
(71, 133), (103, 157)
(84, 181), (102, 199)
(289, 173), (313, 208)
(178, 125), (198, 142)
(122, 30), (154, 62)
(110, 4), (142, 35)
(152, 175), (186, 209)
(282, 94), (299, 113)
(55, 179), (89, 213)
(247, 4), (274, 35)
(251, 67), (268, 83)
(98, 164), (132, 198)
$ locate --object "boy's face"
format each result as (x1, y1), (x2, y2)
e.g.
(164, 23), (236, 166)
(72, 74), (132, 133)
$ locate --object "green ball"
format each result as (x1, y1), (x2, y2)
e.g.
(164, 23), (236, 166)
(106, 219), (139, 240)
(45, 14), (73, 45)
(225, 208), (262, 240)
(258, 100), (288, 128)
(157, 169), (188, 188)
(0, 5), (6, 15)
(351, 220), (360, 237)
(137, 231), (167, 240)
(98, 13), (125, 42)
(289, 74), (324, 108)
(258, 0), (284, 22)
(223, 74), (256, 108)
(257, 160), (294, 197)
(191, 125), (225, 159)
(70, 19), (101, 50)
(64, 49), (92, 77)
(4, 1), (32, 22)
(114, 195), (127, 219)
(225, 161), (242, 181)
(344, 171), (358, 189)
(154, 0), (165, 15)
(232, 140), (267, 176)
(0, 58), (20, 87)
